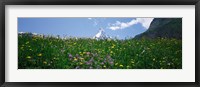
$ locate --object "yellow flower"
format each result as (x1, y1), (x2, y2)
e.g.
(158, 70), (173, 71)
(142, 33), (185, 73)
(110, 51), (113, 54)
(74, 58), (78, 61)
(80, 62), (83, 65)
(119, 64), (123, 67)
(43, 61), (47, 64)
(115, 63), (118, 66)
(111, 45), (115, 48)
(26, 56), (31, 59)
(80, 53), (83, 56)
(38, 53), (42, 56)
(29, 49), (32, 51)
(127, 66), (130, 68)
(80, 58), (84, 60)
(103, 65), (106, 68)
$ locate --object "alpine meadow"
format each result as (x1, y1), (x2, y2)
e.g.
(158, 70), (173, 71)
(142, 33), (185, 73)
(18, 18), (182, 69)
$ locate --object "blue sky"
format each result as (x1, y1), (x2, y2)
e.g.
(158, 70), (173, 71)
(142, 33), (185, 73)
(18, 18), (154, 39)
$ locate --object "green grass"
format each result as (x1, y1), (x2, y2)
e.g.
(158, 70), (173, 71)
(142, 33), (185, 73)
(18, 35), (182, 69)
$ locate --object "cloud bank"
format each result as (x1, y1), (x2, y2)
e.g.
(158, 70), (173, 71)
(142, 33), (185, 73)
(108, 18), (154, 30)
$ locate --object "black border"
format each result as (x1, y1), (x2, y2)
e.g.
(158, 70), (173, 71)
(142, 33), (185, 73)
(0, 0), (200, 87)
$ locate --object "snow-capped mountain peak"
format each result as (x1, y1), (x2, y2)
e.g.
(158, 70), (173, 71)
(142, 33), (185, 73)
(93, 28), (107, 39)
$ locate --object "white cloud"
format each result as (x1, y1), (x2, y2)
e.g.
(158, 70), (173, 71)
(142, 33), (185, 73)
(108, 18), (154, 30)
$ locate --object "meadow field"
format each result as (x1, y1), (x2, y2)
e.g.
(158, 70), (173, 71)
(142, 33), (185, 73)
(18, 34), (182, 69)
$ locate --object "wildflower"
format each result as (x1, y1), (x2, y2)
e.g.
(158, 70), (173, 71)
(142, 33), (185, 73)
(68, 54), (73, 58)
(86, 52), (90, 55)
(89, 58), (94, 62)
(98, 58), (103, 60)
(76, 54), (79, 57)
(107, 55), (111, 59)
(80, 58), (84, 60)
(115, 63), (118, 66)
(86, 62), (91, 65)
(43, 61), (47, 64)
(38, 53), (42, 56)
(111, 46), (115, 48)
(61, 49), (65, 53)
(80, 53), (83, 56)
(26, 56), (31, 59)
(119, 64), (123, 67)
(101, 62), (104, 65)
(110, 51), (113, 54)
(103, 65), (106, 68)
(127, 66), (130, 68)
(79, 62), (83, 65)
(89, 66), (93, 69)
(53, 57), (58, 60)
(74, 58), (78, 61)
(153, 58), (155, 61)
(109, 61), (114, 66)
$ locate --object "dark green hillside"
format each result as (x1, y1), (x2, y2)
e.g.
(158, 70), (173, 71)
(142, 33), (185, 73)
(134, 18), (182, 39)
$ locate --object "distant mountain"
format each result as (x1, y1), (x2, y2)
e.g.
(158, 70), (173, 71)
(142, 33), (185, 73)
(134, 18), (182, 39)
(93, 28), (109, 39)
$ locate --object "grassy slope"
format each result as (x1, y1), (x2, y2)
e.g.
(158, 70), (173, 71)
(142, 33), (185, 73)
(18, 35), (182, 69)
